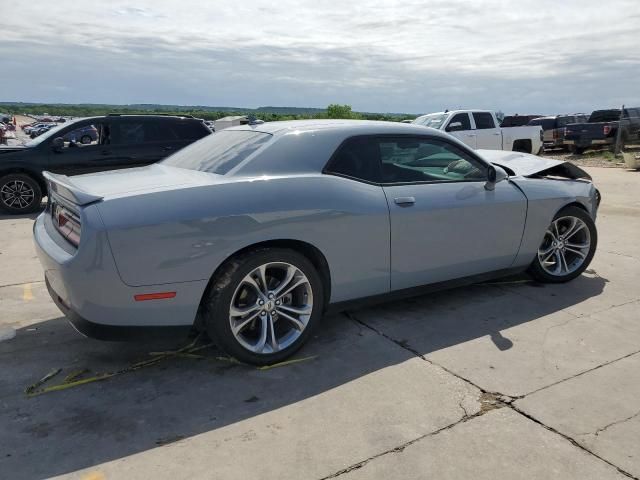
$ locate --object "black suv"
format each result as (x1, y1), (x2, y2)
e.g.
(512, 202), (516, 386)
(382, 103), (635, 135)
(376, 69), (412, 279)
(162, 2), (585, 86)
(0, 114), (211, 214)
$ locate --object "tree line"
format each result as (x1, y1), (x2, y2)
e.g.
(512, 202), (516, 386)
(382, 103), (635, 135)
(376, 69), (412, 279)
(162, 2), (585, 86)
(0, 103), (416, 122)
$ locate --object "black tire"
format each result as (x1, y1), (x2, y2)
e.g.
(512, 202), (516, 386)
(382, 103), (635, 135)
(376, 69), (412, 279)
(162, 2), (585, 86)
(570, 145), (586, 155)
(80, 135), (92, 145)
(201, 247), (324, 365)
(528, 206), (597, 283)
(0, 173), (43, 214)
(512, 139), (532, 153)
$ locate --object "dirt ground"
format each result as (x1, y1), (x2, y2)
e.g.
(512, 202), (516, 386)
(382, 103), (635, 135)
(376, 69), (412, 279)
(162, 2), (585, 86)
(541, 144), (640, 169)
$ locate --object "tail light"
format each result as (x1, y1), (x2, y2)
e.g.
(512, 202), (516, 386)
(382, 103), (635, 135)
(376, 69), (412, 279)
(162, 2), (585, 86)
(540, 130), (543, 141)
(603, 125), (611, 135)
(53, 203), (81, 247)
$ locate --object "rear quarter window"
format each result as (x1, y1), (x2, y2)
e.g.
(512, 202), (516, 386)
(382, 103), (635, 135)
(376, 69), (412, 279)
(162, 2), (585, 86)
(161, 130), (271, 174)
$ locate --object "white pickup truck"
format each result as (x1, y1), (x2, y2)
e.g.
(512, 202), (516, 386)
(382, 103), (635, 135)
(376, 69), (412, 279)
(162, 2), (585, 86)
(413, 110), (543, 154)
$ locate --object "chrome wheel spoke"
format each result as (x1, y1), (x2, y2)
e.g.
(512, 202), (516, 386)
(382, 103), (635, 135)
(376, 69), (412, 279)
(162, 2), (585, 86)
(254, 314), (269, 352)
(267, 313), (278, 350)
(565, 247), (586, 259)
(230, 303), (261, 318)
(231, 310), (261, 335)
(272, 265), (297, 298)
(276, 277), (309, 301)
(278, 303), (312, 316)
(566, 241), (589, 249)
(276, 309), (306, 331)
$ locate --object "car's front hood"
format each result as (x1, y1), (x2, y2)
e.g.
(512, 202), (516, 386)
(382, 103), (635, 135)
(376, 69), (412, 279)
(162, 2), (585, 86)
(477, 149), (591, 180)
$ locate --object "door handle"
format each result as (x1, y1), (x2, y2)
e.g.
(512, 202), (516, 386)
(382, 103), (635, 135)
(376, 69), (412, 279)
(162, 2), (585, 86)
(100, 150), (111, 156)
(163, 146), (174, 151)
(466, 134), (476, 137)
(394, 196), (415, 206)
(492, 132), (501, 135)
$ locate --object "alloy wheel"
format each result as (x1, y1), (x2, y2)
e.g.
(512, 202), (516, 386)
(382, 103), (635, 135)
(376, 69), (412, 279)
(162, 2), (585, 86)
(538, 215), (591, 276)
(0, 180), (35, 210)
(229, 262), (314, 354)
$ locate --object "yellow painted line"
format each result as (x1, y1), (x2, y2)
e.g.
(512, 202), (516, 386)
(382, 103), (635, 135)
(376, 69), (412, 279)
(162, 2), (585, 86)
(22, 283), (33, 301)
(81, 471), (106, 480)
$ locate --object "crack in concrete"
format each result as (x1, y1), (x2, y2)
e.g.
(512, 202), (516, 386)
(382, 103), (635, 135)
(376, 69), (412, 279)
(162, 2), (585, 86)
(319, 395), (504, 480)
(604, 250), (639, 261)
(525, 349), (640, 397)
(0, 280), (44, 289)
(511, 404), (639, 480)
(341, 311), (640, 480)
(576, 409), (640, 438)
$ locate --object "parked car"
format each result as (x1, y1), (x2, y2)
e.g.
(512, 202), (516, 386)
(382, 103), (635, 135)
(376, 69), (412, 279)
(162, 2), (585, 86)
(34, 120), (599, 365)
(529, 114), (589, 150)
(62, 125), (98, 144)
(30, 124), (57, 138)
(413, 110), (543, 153)
(564, 108), (640, 154)
(24, 122), (56, 135)
(0, 114), (212, 213)
(500, 115), (542, 127)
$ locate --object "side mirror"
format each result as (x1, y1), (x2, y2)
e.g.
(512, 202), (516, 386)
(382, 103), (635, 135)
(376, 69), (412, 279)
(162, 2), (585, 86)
(51, 137), (64, 151)
(446, 121), (463, 132)
(485, 165), (508, 191)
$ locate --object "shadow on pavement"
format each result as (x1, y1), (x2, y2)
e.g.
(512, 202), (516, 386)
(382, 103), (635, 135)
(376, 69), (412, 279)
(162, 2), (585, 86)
(0, 273), (606, 479)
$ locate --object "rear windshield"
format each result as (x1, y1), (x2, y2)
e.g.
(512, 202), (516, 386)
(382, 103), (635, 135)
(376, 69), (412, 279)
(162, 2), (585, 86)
(528, 118), (556, 130)
(589, 110), (621, 122)
(161, 130), (271, 175)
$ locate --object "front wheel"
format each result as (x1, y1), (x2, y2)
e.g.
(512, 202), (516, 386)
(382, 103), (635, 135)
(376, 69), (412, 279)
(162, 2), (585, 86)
(201, 248), (324, 365)
(528, 206), (597, 283)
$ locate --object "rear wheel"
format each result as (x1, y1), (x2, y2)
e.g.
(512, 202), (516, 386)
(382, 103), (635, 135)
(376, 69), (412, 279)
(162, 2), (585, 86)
(528, 206), (597, 283)
(80, 135), (92, 145)
(201, 248), (324, 365)
(570, 145), (586, 155)
(0, 173), (43, 214)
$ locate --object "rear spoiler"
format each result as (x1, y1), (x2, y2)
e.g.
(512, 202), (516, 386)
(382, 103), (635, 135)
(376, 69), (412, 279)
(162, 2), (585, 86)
(43, 171), (103, 206)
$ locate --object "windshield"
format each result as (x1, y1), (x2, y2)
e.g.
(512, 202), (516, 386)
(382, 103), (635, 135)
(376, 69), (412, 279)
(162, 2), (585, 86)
(412, 114), (447, 129)
(162, 130), (272, 175)
(25, 122), (75, 147)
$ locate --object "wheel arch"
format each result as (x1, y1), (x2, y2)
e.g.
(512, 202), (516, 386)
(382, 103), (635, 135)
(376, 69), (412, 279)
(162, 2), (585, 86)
(200, 238), (332, 316)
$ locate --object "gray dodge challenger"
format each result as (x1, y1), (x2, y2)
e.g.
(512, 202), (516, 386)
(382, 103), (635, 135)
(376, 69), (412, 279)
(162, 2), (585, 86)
(34, 120), (599, 365)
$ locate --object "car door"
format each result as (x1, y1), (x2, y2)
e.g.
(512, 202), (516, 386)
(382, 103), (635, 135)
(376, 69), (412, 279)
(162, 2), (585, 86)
(47, 120), (124, 175)
(377, 135), (527, 291)
(472, 112), (502, 149)
(443, 112), (477, 148)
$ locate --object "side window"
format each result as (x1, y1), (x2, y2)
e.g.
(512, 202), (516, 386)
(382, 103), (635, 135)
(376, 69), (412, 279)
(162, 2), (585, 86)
(379, 137), (487, 184)
(171, 121), (210, 140)
(445, 113), (471, 132)
(145, 122), (178, 142)
(113, 122), (145, 145)
(62, 124), (101, 147)
(472, 112), (496, 129)
(325, 137), (380, 182)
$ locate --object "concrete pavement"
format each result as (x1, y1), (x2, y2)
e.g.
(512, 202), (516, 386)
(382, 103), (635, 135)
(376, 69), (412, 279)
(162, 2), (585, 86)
(0, 167), (638, 479)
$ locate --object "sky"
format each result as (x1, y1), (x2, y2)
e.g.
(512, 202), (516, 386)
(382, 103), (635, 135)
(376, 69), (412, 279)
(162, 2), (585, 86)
(1, 0), (639, 114)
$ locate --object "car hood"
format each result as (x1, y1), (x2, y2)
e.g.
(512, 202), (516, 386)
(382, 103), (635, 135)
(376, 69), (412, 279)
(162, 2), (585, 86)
(44, 164), (225, 205)
(476, 149), (591, 180)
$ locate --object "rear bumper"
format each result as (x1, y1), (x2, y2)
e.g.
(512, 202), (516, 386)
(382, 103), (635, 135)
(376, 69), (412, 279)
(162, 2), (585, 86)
(564, 139), (610, 147)
(45, 276), (191, 340)
(33, 210), (207, 336)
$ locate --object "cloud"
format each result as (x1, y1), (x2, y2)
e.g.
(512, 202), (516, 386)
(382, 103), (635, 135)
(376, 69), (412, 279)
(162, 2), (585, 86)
(1, 0), (638, 114)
